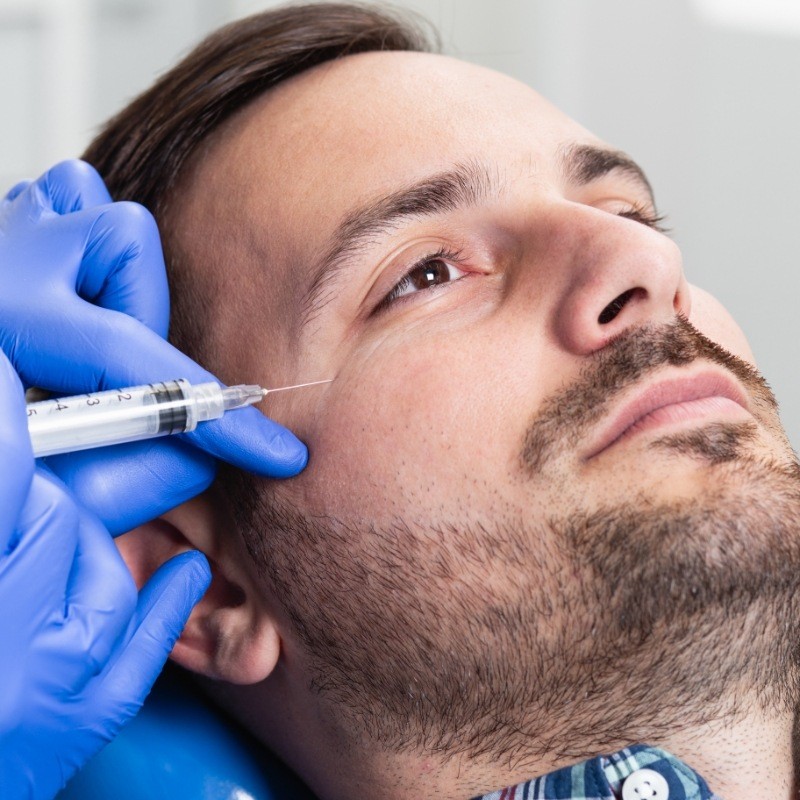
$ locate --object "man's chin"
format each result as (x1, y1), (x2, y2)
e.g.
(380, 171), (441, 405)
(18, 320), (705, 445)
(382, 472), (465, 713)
(564, 448), (800, 633)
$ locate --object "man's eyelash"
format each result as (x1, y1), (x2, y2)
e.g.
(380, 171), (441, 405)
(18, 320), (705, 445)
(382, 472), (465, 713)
(618, 204), (670, 234)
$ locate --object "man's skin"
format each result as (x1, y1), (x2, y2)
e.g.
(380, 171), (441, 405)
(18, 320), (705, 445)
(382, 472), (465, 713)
(120, 51), (800, 799)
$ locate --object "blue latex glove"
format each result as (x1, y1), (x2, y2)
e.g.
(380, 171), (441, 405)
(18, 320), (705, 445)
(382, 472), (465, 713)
(0, 349), (213, 800)
(0, 161), (307, 534)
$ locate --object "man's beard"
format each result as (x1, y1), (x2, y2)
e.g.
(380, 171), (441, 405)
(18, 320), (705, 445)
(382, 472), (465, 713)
(227, 318), (800, 765)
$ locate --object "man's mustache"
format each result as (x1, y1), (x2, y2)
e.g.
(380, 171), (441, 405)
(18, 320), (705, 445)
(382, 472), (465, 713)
(521, 316), (777, 474)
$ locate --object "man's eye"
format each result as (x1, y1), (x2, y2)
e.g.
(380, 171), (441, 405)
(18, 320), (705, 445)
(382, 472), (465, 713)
(374, 249), (468, 314)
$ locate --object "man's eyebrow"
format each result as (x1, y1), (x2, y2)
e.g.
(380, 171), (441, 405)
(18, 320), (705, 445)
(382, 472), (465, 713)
(300, 160), (498, 326)
(561, 142), (655, 203)
(299, 145), (654, 327)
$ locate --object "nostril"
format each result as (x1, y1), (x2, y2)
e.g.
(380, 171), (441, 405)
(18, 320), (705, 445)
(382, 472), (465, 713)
(598, 288), (637, 325)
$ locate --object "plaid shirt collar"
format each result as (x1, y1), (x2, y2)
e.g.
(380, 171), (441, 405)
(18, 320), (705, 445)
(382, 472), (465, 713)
(474, 745), (723, 800)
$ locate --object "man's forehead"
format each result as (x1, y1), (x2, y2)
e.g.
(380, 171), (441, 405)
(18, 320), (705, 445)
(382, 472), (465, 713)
(192, 50), (596, 267)
(213, 51), (591, 203)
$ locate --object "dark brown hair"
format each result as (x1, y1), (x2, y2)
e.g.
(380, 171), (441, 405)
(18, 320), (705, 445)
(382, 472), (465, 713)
(82, 2), (434, 365)
(83, 2), (435, 218)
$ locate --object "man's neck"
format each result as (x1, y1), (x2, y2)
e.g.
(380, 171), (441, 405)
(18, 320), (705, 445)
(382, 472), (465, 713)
(202, 664), (798, 800)
(309, 702), (798, 799)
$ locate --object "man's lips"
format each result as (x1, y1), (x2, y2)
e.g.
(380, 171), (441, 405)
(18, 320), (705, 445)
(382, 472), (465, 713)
(584, 369), (753, 461)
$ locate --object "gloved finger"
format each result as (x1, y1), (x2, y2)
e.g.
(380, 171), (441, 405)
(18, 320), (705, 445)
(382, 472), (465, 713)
(3, 299), (164, 393)
(53, 201), (169, 337)
(5, 470), (81, 607)
(188, 404), (308, 478)
(2, 179), (30, 204)
(0, 351), (35, 552)
(22, 309), (308, 478)
(2, 163), (109, 227)
(47, 438), (216, 536)
(0, 181), (167, 338)
(56, 505), (137, 687)
(99, 550), (211, 716)
(34, 160), (113, 214)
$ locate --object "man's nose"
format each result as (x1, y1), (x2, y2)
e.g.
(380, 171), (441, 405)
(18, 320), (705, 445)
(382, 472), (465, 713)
(525, 202), (691, 355)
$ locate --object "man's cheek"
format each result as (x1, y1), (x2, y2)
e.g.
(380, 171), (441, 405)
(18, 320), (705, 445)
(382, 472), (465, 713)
(297, 373), (516, 520)
(687, 284), (756, 366)
(303, 402), (465, 515)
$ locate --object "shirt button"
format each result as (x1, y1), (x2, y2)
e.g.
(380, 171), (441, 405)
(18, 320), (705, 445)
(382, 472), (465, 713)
(621, 768), (670, 800)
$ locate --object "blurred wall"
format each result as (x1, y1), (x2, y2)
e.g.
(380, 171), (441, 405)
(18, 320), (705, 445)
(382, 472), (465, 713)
(2, 0), (800, 446)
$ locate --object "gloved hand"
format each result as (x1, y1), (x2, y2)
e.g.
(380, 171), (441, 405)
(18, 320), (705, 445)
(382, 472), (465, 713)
(0, 349), (212, 800)
(0, 160), (307, 534)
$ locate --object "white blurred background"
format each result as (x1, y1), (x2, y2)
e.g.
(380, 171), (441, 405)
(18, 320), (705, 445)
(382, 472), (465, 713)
(2, 0), (799, 446)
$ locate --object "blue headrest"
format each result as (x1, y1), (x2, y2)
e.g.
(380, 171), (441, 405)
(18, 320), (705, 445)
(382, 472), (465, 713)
(58, 665), (318, 800)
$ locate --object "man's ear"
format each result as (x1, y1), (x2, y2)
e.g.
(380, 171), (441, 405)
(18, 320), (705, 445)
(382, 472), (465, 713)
(116, 485), (281, 685)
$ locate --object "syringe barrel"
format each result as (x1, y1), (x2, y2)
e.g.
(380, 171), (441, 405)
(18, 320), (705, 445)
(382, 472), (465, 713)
(26, 379), (213, 458)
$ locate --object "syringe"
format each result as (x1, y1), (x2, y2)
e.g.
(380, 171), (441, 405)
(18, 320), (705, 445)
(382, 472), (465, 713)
(26, 378), (331, 458)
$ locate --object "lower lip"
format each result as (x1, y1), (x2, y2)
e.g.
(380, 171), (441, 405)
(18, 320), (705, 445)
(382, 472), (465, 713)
(603, 395), (750, 453)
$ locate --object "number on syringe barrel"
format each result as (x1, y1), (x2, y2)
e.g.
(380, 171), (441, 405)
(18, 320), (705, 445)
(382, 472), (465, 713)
(81, 391), (135, 406)
(31, 389), (142, 420)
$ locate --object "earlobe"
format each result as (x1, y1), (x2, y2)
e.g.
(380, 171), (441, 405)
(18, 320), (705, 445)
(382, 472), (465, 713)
(170, 561), (282, 685)
(115, 487), (282, 685)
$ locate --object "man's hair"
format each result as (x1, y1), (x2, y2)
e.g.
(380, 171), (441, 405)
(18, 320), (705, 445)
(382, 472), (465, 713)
(84, 2), (433, 216)
(82, 1), (434, 356)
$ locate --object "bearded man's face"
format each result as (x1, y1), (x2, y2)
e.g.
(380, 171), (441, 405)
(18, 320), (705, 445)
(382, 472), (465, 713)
(166, 49), (800, 758)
